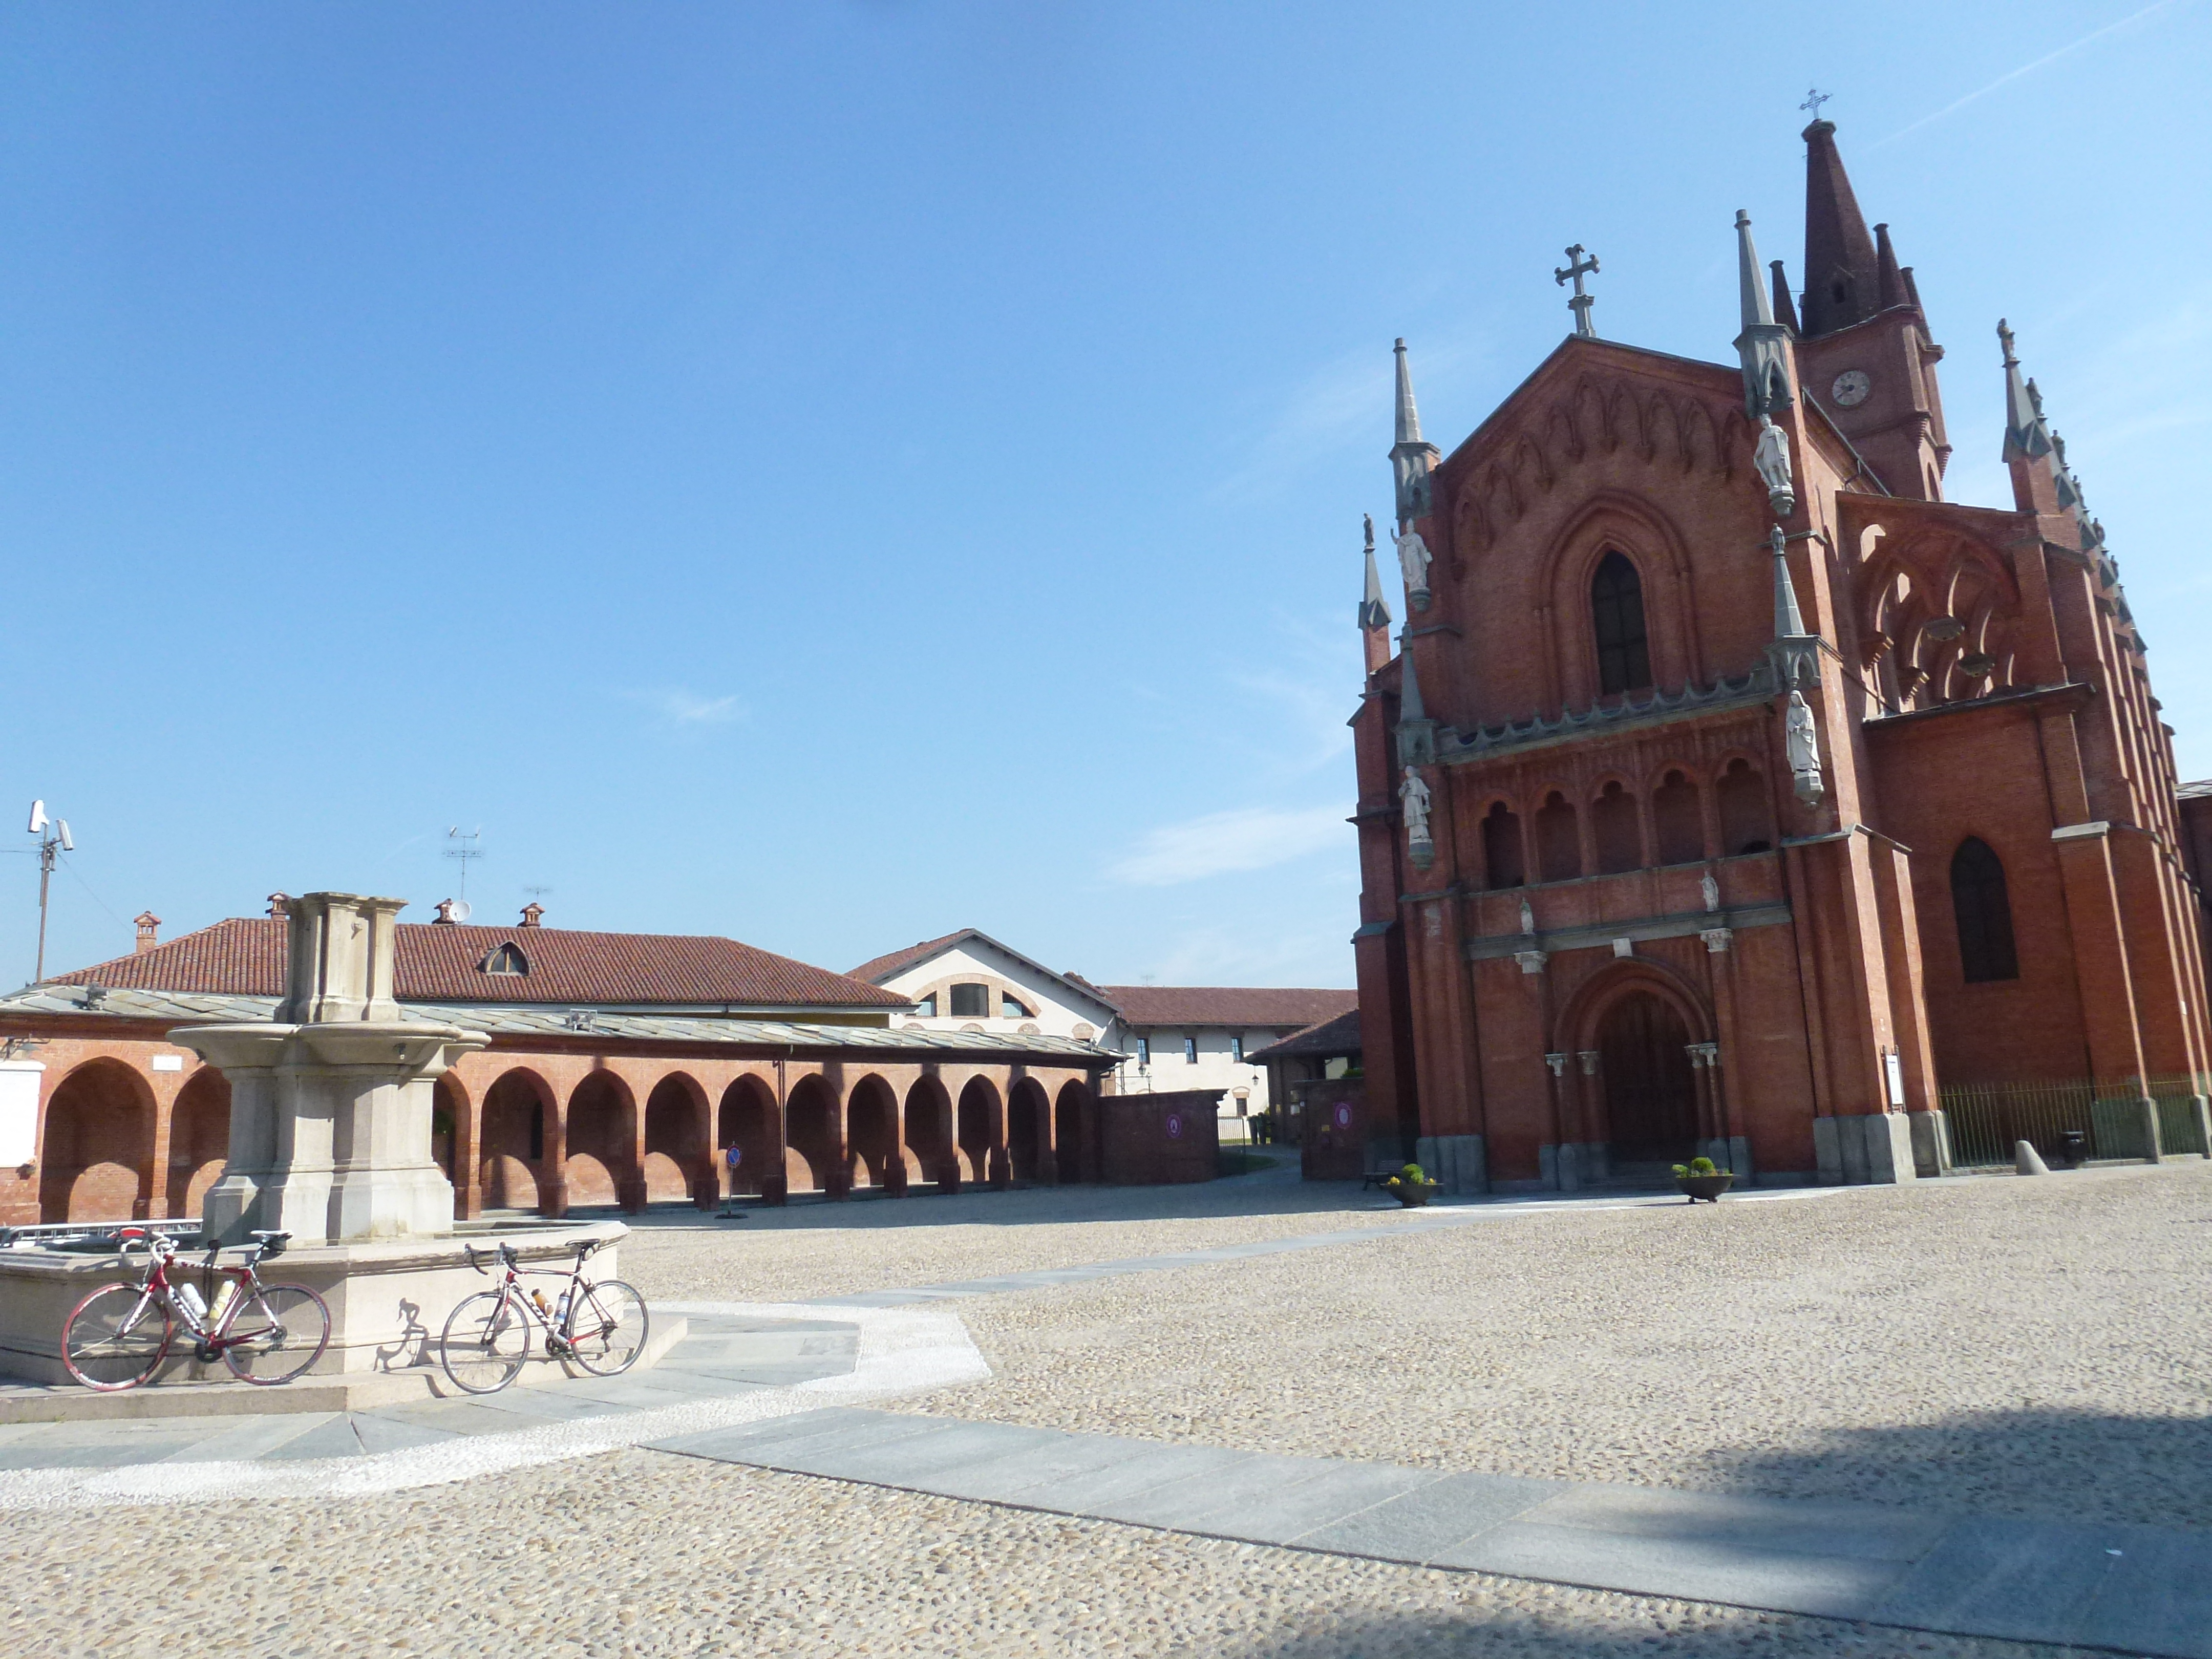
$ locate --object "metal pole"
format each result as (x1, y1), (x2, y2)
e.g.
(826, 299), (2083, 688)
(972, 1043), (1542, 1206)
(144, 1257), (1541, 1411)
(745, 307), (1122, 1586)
(34, 835), (53, 983)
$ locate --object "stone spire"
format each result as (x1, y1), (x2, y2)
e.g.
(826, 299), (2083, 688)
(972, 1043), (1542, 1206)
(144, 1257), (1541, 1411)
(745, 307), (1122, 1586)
(1734, 210), (1793, 419)
(1358, 514), (1392, 633)
(1799, 120), (1881, 337)
(1998, 319), (2054, 462)
(1771, 526), (1807, 640)
(1394, 628), (1437, 768)
(1390, 338), (1440, 523)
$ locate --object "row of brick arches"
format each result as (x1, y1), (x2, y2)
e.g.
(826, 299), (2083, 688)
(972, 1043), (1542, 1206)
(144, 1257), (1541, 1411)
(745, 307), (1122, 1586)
(28, 1054), (1104, 1224)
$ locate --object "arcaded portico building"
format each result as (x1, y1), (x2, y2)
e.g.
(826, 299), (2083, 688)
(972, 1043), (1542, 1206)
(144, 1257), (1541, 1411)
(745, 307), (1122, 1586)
(0, 903), (1115, 1227)
(1353, 120), (2211, 1190)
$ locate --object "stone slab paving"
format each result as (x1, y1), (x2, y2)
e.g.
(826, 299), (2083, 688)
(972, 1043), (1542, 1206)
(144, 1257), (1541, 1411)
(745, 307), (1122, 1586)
(651, 1404), (2212, 1659)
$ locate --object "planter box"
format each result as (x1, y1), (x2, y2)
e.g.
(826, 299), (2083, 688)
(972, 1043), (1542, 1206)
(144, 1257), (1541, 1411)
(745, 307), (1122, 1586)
(1676, 1173), (1735, 1203)
(1387, 1181), (1439, 1207)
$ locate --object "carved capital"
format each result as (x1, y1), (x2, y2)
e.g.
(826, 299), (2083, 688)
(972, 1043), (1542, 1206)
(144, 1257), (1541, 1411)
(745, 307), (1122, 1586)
(1515, 950), (1549, 976)
(1544, 1052), (1568, 1078)
(1576, 1050), (1601, 1076)
(1700, 928), (1734, 953)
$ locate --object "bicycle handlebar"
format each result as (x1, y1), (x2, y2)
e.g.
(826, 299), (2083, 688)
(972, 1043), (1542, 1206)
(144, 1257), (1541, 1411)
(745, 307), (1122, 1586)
(465, 1241), (523, 1274)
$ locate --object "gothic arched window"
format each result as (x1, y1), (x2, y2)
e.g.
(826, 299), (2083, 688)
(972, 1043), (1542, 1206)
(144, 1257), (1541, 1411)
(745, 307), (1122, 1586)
(1950, 837), (2019, 983)
(1591, 551), (1652, 695)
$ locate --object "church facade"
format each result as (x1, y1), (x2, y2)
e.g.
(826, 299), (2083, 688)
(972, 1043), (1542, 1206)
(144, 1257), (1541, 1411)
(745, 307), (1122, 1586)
(1351, 120), (2211, 1190)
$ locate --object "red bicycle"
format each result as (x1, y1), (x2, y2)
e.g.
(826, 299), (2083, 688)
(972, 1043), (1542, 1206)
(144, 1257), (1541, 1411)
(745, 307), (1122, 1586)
(60, 1228), (333, 1391)
(438, 1238), (648, 1394)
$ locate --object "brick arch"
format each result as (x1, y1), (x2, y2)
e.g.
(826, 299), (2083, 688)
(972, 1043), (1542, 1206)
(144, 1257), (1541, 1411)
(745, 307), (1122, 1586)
(1006, 1077), (1053, 1184)
(39, 1057), (157, 1223)
(165, 1066), (231, 1222)
(1541, 492), (1702, 702)
(845, 1073), (903, 1192)
(717, 1074), (779, 1199)
(481, 1067), (556, 1214)
(784, 1073), (841, 1194)
(903, 1074), (954, 1187)
(1555, 955), (1716, 1060)
(955, 1074), (1004, 1186)
(565, 1069), (641, 1212)
(643, 1071), (713, 1208)
(1053, 1079), (1095, 1184)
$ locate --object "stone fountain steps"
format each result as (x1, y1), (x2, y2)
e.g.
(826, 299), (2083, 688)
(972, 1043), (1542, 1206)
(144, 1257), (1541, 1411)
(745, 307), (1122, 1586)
(0, 1315), (688, 1424)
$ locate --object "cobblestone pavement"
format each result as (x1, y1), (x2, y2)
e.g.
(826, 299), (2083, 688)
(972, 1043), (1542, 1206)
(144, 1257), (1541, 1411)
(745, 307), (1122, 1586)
(616, 1154), (1425, 1305)
(10, 1164), (2202, 1655)
(909, 1163), (2212, 1530)
(3, 1448), (2085, 1658)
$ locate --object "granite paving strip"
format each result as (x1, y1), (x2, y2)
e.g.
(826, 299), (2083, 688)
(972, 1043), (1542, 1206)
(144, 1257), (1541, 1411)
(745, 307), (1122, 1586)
(804, 1187), (1849, 1308)
(648, 1404), (2212, 1659)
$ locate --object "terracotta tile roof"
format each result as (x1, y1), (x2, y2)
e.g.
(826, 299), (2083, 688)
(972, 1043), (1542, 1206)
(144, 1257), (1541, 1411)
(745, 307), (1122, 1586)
(848, 929), (977, 985)
(1093, 985), (1358, 1030)
(1247, 1007), (1364, 1064)
(52, 917), (907, 1011)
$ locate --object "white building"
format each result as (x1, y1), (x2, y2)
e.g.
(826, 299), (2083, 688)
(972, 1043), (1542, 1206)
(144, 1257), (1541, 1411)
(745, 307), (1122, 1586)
(850, 929), (1356, 1118)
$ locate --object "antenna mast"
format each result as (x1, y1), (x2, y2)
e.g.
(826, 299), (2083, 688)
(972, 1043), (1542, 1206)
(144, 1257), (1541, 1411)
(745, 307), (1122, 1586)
(25, 801), (74, 983)
(444, 826), (485, 901)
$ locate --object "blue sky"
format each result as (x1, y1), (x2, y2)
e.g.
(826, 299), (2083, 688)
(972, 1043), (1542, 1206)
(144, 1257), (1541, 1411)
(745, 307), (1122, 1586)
(3, 2), (2206, 991)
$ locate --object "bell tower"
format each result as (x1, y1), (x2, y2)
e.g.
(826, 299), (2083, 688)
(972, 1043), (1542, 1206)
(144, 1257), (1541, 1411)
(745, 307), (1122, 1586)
(1784, 120), (1952, 502)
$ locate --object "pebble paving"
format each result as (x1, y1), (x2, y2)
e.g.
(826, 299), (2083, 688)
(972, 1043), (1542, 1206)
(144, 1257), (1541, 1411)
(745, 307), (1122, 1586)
(7, 1160), (2206, 1655)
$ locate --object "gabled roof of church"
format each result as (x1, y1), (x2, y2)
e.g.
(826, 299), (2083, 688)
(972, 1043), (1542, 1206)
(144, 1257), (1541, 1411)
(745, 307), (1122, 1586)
(1434, 334), (1741, 477)
(52, 916), (907, 1012)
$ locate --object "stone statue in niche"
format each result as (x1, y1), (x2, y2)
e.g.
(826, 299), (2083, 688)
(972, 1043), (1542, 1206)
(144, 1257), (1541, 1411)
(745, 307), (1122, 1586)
(1701, 872), (1720, 913)
(1785, 690), (1825, 805)
(1399, 767), (1432, 840)
(1519, 898), (1537, 937)
(1392, 525), (1433, 610)
(1753, 415), (1796, 518)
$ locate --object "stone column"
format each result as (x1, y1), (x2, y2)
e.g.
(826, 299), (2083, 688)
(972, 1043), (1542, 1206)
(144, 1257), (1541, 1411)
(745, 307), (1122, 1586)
(177, 894), (486, 1246)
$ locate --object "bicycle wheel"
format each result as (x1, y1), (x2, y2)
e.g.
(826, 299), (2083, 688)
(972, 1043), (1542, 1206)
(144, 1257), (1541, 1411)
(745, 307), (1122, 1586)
(61, 1283), (174, 1391)
(222, 1283), (332, 1385)
(566, 1279), (649, 1377)
(440, 1289), (530, 1394)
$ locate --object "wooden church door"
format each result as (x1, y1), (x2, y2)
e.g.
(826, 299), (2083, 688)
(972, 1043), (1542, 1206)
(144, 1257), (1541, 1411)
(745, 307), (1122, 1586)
(1597, 991), (1698, 1161)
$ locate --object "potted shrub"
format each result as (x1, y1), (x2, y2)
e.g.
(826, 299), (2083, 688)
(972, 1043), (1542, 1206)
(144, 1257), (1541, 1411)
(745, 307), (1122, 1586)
(1384, 1162), (1440, 1207)
(1672, 1156), (1735, 1203)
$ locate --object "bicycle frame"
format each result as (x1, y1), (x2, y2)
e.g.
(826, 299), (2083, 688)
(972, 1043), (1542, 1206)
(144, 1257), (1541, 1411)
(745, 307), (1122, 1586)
(470, 1249), (600, 1355)
(116, 1230), (278, 1358)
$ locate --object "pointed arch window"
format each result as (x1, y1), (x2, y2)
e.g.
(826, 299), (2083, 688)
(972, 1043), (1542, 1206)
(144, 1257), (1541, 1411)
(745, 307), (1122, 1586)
(1590, 551), (1652, 695)
(1950, 837), (2018, 983)
(479, 942), (530, 977)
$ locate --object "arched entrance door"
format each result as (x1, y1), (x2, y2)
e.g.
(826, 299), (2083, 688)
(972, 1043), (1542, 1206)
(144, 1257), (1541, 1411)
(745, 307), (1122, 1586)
(1597, 991), (1697, 1162)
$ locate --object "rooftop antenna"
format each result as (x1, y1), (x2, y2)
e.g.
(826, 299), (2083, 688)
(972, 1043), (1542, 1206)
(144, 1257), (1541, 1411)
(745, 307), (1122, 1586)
(444, 825), (485, 901)
(26, 800), (75, 983)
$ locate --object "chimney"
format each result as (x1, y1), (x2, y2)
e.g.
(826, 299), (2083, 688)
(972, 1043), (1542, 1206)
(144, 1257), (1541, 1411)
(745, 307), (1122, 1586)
(433, 898), (462, 924)
(267, 892), (290, 920)
(519, 903), (545, 928)
(134, 912), (161, 953)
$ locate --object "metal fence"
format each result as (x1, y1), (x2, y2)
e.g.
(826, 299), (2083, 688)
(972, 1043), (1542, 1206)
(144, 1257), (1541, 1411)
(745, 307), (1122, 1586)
(1939, 1075), (2209, 1167)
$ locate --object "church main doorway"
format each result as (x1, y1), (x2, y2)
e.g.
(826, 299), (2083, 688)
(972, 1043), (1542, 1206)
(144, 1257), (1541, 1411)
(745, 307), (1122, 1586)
(1597, 991), (1697, 1162)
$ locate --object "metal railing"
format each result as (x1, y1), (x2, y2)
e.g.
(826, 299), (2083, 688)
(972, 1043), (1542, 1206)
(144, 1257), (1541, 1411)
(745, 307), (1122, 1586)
(1939, 1075), (2208, 1167)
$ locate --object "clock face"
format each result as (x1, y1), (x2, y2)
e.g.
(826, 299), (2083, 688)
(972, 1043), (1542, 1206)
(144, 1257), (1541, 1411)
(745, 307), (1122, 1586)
(1832, 369), (1871, 408)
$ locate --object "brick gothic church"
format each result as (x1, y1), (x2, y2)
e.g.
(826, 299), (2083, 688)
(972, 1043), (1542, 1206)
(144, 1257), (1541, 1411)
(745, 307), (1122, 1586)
(1350, 119), (2211, 1191)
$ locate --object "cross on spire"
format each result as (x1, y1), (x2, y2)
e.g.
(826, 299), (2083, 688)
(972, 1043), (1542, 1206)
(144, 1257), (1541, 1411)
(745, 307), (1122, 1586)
(1800, 87), (1831, 118)
(1555, 244), (1600, 338)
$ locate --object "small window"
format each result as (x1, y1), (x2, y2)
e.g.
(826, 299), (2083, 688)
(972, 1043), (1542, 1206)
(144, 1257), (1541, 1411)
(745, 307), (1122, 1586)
(480, 942), (529, 977)
(1001, 993), (1030, 1018)
(1136, 1036), (1151, 1066)
(914, 992), (938, 1018)
(1231, 1036), (1244, 1063)
(949, 983), (989, 1018)
(1951, 837), (2019, 983)
(1183, 1036), (1198, 1064)
(1590, 550), (1652, 695)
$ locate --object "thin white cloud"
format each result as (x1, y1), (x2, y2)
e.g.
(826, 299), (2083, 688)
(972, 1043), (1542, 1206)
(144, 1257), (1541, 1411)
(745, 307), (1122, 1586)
(1137, 920), (1358, 988)
(1108, 803), (1348, 886)
(629, 688), (745, 727)
(1873, 0), (2187, 149)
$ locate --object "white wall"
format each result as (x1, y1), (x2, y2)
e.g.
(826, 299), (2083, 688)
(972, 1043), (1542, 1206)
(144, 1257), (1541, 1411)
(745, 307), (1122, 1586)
(1110, 1026), (1301, 1116)
(876, 941), (1119, 1043)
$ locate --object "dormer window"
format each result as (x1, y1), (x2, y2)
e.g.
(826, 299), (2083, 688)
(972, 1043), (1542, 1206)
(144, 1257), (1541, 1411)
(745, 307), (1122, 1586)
(480, 942), (530, 977)
(1002, 993), (1030, 1018)
(949, 983), (989, 1017)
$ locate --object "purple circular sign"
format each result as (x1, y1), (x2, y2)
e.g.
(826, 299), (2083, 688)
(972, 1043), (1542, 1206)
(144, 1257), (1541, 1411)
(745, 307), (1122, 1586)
(1333, 1103), (1353, 1129)
(1165, 1113), (1183, 1139)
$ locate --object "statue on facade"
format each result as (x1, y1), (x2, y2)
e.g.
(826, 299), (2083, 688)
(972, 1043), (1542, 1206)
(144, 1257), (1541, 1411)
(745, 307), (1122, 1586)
(1701, 871), (1720, 913)
(1785, 690), (1825, 805)
(1399, 767), (1433, 842)
(1520, 898), (1536, 937)
(1753, 415), (1796, 518)
(1392, 525), (1433, 610)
